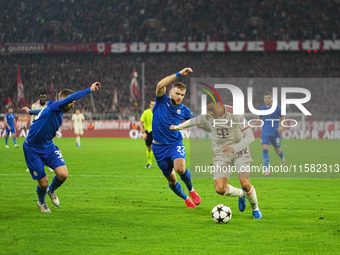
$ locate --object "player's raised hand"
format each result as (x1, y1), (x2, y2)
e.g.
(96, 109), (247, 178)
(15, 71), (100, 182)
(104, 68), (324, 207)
(21, 107), (30, 114)
(90, 82), (101, 92)
(179, 67), (193, 76)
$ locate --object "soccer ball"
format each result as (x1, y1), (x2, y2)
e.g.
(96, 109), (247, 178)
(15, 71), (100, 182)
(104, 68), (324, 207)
(211, 204), (232, 224)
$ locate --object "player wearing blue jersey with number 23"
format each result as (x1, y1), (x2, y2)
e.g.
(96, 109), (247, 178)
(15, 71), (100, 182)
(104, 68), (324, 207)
(21, 82), (101, 213)
(152, 67), (201, 208)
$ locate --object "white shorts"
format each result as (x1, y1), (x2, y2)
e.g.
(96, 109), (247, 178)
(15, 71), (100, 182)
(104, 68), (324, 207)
(212, 147), (252, 179)
(74, 126), (84, 135)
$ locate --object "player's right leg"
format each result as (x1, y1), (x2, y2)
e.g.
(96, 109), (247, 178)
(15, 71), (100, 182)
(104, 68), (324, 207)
(166, 171), (195, 208)
(23, 142), (51, 212)
(238, 168), (262, 219)
(44, 145), (68, 207)
(145, 134), (153, 168)
(261, 138), (270, 176)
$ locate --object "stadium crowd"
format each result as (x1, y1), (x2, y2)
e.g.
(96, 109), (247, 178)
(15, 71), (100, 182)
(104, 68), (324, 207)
(1, 52), (339, 119)
(1, 0), (339, 43)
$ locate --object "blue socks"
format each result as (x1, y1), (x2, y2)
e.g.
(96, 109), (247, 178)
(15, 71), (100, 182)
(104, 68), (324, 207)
(13, 138), (17, 145)
(48, 176), (64, 192)
(180, 169), (193, 192)
(279, 150), (284, 159)
(36, 185), (46, 203)
(169, 182), (187, 200)
(263, 149), (269, 169)
(5, 137), (8, 145)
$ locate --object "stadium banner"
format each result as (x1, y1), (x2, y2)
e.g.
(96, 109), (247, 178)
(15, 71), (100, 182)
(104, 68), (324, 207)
(0, 119), (339, 139)
(91, 40), (340, 53)
(2, 40), (340, 54)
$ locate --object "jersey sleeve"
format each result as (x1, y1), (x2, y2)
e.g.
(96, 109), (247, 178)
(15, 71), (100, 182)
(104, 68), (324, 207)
(29, 109), (41, 115)
(72, 114), (75, 120)
(233, 114), (250, 132)
(140, 111), (146, 122)
(155, 94), (169, 104)
(52, 88), (91, 111)
(82, 114), (85, 121)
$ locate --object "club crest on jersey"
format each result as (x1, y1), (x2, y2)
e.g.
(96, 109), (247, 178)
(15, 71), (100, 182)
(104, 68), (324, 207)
(177, 109), (181, 114)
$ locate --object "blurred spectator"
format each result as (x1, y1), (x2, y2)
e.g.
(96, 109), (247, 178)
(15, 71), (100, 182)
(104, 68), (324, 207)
(0, 0), (338, 43)
(1, 52), (339, 119)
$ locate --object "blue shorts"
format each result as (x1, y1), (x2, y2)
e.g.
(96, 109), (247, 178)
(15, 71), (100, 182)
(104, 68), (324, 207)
(23, 142), (66, 180)
(261, 134), (281, 148)
(152, 142), (186, 177)
(5, 126), (16, 135)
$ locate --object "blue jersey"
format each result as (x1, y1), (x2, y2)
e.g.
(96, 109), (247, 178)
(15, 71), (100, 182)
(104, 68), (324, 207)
(152, 94), (193, 144)
(259, 105), (282, 136)
(26, 88), (91, 149)
(5, 113), (15, 127)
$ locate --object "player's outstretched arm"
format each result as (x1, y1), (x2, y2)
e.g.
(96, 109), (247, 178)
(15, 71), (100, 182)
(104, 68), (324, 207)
(156, 68), (193, 97)
(169, 115), (206, 131)
(22, 107), (42, 115)
(58, 82), (101, 109)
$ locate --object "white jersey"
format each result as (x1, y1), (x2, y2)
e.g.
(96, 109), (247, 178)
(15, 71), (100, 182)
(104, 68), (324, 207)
(72, 113), (85, 129)
(31, 102), (47, 124)
(202, 105), (250, 153)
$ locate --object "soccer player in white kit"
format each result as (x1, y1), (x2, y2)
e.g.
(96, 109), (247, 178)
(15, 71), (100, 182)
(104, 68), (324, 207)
(171, 103), (262, 219)
(72, 109), (85, 147)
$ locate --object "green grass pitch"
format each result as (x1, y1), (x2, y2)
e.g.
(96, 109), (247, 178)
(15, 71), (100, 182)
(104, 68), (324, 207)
(0, 138), (339, 254)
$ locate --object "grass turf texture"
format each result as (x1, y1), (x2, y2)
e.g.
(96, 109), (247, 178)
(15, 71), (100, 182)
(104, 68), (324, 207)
(0, 138), (339, 254)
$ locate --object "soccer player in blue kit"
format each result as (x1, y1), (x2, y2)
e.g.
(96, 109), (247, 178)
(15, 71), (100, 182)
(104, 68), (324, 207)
(21, 82), (101, 213)
(4, 107), (18, 148)
(152, 67), (201, 208)
(259, 92), (287, 176)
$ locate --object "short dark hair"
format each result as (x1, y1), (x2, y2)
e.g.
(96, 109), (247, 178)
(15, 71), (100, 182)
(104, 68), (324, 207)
(172, 82), (186, 91)
(39, 91), (47, 96)
(58, 89), (74, 99)
(264, 92), (272, 96)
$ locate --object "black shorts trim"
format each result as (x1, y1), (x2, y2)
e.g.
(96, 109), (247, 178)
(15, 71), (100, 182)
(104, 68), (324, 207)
(145, 131), (153, 146)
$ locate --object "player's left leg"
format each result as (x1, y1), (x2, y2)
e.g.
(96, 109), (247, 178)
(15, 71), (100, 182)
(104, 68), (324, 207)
(4, 128), (9, 148)
(75, 130), (81, 147)
(213, 162), (245, 211)
(270, 134), (286, 166)
(12, 131), (18, 148)
(173, 158), (201, 205)
(238, 166), (262, 219)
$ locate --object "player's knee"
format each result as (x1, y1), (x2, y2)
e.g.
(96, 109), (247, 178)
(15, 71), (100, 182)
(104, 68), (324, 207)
(57, 171), (68, 181)
(168, 180), (177, 186)
(214, 184), (226, 195)
(39, 180), (48, 189)
(240, 181), (251, 192)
